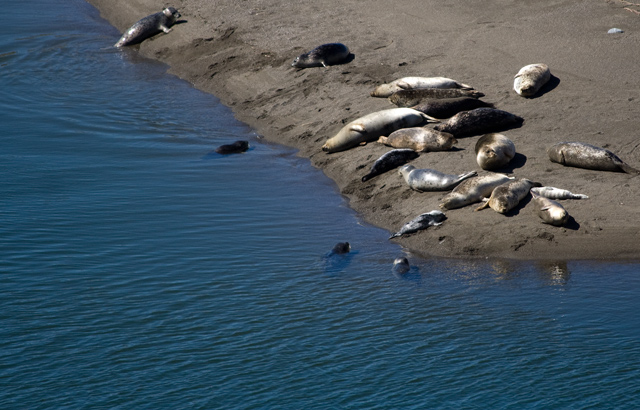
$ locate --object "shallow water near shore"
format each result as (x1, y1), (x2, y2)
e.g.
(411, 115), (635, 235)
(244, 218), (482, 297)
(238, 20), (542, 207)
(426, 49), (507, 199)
(1, 1), (639, 408)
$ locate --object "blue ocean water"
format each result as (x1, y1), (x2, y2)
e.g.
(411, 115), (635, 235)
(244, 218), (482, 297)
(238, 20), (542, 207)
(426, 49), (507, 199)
(1, 1), (639, 409)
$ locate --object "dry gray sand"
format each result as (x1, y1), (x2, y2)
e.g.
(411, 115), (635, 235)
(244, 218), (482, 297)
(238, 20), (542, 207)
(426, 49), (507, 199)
(88, 0), (640, 261)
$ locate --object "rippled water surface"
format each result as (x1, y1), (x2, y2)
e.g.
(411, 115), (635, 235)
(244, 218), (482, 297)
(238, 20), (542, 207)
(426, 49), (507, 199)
(1, 1), (639, 409)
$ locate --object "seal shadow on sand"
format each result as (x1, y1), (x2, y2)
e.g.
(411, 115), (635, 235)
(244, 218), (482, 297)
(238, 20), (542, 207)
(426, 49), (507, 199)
(528, 74), (561, 99)
(492, 153), (527, 173)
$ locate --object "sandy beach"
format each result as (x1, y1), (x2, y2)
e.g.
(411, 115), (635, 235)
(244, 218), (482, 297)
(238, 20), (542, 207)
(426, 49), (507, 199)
(87, 0), (640, 261)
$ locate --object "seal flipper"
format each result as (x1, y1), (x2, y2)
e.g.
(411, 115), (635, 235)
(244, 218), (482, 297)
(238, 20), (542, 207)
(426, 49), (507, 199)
(475, 199), (491, 211)
(617, 161), (640, 175)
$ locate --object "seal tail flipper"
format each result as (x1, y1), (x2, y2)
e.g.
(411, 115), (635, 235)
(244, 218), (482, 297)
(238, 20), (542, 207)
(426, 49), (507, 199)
(378, 136), (389, 145)
(388, 232), (401, 240)
(420, 113), (441, 123)
(459, 83), (475, 90)
(619, 162), (640, 175)
(475, 199), (490, 211)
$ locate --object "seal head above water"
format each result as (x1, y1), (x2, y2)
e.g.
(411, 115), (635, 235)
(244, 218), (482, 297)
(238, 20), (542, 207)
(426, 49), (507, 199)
(115, 7), (181, 47)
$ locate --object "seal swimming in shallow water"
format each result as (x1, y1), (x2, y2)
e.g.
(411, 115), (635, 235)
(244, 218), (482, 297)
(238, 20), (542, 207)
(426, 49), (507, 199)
(439, 173), (514, 210)
(514, 63), (551, 97)
(391, 257), (411, 275)
(291, 43), (350, 68)
(362, 149), (419, 182)
(115, 7), (181, 47)
(389, 210), (446, 239)
(434, 108), (524, 137)
(371, 77), (474, 98)
(399, 165), (477, 192)
(530, 186), (588, 200)
(475, 133), (516, 170)
(328, 242), (351, 255)
(389, 89), (485, 107)
(322, 108), (437, 153)
(530, 190), (569, 226)
(411, 97), (494, 118)
(475, 178), (541, 213)
(377, 127), (457, 152)
(215, 140), (249, 154)
(547, 142), (640, 174)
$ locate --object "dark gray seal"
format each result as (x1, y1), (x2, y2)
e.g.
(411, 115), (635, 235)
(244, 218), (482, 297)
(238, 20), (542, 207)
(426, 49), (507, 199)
(530, 191), (569, 226)
(434, 108), (524, 138)
(328, 242), (351, 255)
(291, 43), (350, 68)
(377, 127), (457, 152)
(547, 142), (640, 174)
(115, 7), (181, 47)
(392, 257), (411, 275)
(215, 141), (249, 154)
(362, 149), (419, 182)
(475, 178), (541, 214)
(399, 165), (477, 192)
(389, 88), (485, 107)
(411, 97), (494, 119)
(475, 133), (516, 170)
(389, 210), (446, 239)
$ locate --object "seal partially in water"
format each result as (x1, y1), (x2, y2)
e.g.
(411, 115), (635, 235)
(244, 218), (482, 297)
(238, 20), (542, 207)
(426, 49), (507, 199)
(362, 149), (419, 182)
(392, 257), (411, 275)
(434, 108), (524, 138)
(530, 186), (588, 200)
(475, 178), (541, 214)
(377, 127), (457, 152)
(389, 210), (446, 239)
(389, 89), (485, 107)
(547, 142), (640, 174)
(115, 7), (181, 47)
(291, 43), (350, 68)
(399, 165), (477, 192)
(215, 140), (249, 154)
(475, 133), (516, 170)
(411, 97), (494, 118)
(371, 77), (474, 98)
(530, 190), (569, 226)
(440, 173), (514, 210)
(514, 63), (551, 97)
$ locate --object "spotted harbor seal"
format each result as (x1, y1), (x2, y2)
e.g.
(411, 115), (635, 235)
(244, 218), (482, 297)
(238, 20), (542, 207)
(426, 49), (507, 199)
(371, 77), (474, 98)
(514, 63), (551, 98)
(215, 140), (249, 154)
(440, 173), (514, 210)
(547, 142), (640, 174)
(377, 127), (457, 152)
(476, 178), (541, 213)
(530, 191), (569, 226)
(399, 165), (477, 192)
(475, 133), (516, 170)
(411, 97), (494, 118)
(291, 43), (350, 68)
(389, 89), (485, 107)
(434, 108), (524, 138)
(530, 186), (588, 200)
(362, 149), (419, 182)
(322, 108), (437, 153)
(392, 257), (411, 275)
(389, 210), (446, 239)
(114, 7), (181, 47)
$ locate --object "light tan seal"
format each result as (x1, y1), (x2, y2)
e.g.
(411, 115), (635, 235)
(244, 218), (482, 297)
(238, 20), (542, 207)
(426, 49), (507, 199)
(475, 133), (516, 170)
(530, 186), (588, 200)
(547, 142), (640, 174)
(377, 127), (457, 152)
(399, 165), (477, 192)
(439, 173), (514, 210)
(475, 178), (541, 214)
(530, 190), (569, 226)
(514, 63), (551, 97)
(371, 77), (473, 98)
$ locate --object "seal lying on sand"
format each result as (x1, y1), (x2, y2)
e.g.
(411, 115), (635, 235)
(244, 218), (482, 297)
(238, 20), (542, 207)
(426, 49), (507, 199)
(322, 108), (437, 153)
(475, 133), (516, 170)
(514, 63), (551, 97)
(547, 142), (640, 174)
(371, 77), (473, 98)
(530, 186), (588, 200)
(389, 210), (446, 239)
(434, 108), (524, 138)
(362, 149), (419, 182)
(476, 178), (541, 214)
(115, 7), (181, 47)
(440, 173), (514, 210)
(378, 127), (457, 152)
(215, 140), (249, 154)
(411, 97), (494, 118)
(291, 43), (350, 68)
(399, 165), (477, 192)
(389, 89), (485, 107)
(530, 190), (569, 226)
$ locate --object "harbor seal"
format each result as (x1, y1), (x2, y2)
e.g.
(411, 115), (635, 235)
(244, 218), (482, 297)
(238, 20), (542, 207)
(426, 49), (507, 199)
(362, 149), (419, 182)
(392, 257), (411, 275)
(399, 165), (477, 192)
(114, 7), (181, 47)
(371, 77), (474, 98)
(434, 108), (524, 138)
(291, 43), (350, 68)
(440, 173), (514, 210)
(411, 97), (494, 118)
(215, 140), (249, 154)
(389, 210), (446, 239)
(530, 186), (588, 200)
(377, 127), (457, 152)
(547, 142), (640, 174)
(389, 89), (485, 107)
(475, 133), (516, 170)
(322, 108), (437, 153)
(530, 191), (569, 226)
(514, 63), (551, 98)
(328, 242), (351, 255)
(475, 178), (541, 213)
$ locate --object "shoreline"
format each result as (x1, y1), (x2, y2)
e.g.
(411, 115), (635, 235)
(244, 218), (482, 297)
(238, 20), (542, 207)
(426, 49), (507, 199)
(87, 0), (640, 261)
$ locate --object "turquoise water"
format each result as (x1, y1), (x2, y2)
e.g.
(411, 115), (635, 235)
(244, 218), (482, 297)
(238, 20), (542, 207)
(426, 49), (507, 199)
(1, 1), (639, 409)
